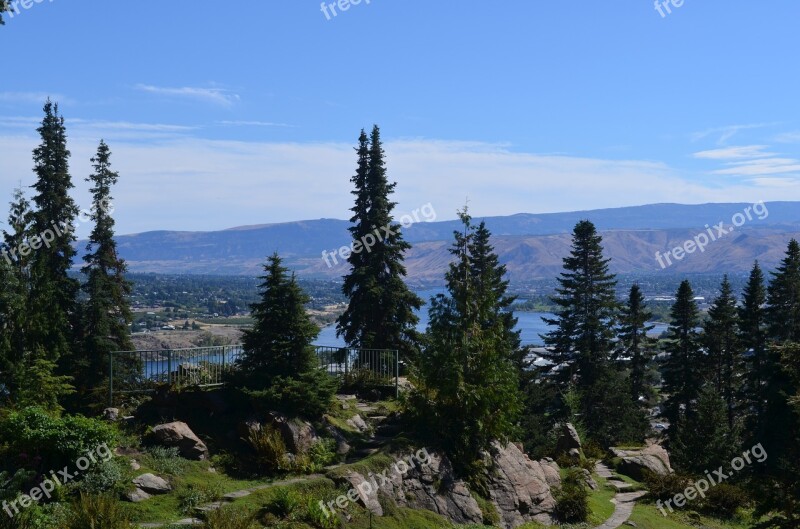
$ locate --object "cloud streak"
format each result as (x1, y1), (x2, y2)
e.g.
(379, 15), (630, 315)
(134, 84), (240, 107)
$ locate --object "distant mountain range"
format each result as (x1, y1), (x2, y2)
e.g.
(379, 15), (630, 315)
(90, 202), (800, 283)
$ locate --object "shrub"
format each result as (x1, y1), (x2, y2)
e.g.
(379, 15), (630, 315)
(0, 407), (116, 471)
(144, 446), (189, 475)
(63, 493), (134, 529)
(304, 498), (337, 529)
(245, 425), (290, 473)
(265, 487), (301, 518)
(178, 483), (223, 514)
(698, 483), (751, 518)
(641, 470), (691, 502)
(77, 458), (126, 494)
(554, 468), (589, 523)
(202, 505), (259, 529)
(298, 439), (337, 473)
(246, 371), (338, 419)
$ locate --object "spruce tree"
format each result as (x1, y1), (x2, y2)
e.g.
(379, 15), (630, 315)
(27, 100), (79, 369)
(240, 253), (320, 383)
(739, 261), (767, 438)
(541, 220), (618, 388)
(767, 239), (800, 342)
(662, 280), (703, 432)
(337, 126), (423, 362)
(704, 275), (742, 429)
(78, 141), (134, 405)
(615, 284), (657, 405)
(413, 209), (521, 476)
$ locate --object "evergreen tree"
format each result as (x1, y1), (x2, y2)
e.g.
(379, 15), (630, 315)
(670, 385), (740, 475)
(337, 126), (423, 362)
(615, 284), (657, 405)
(78, 141), (134, 405)
(704, 275), (742, 429)
(662, 280), (703, 432)
(240, 253), (320, 383)
(739, 261), (767, 439)
(413, 209), (521, 476)
(540, 220), (618, 388)
(27, 100), (79, 370)
(766, 239), (800, 342)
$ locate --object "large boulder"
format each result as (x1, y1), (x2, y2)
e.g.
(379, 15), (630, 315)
(555, 423), (582, 454)
(611, 443), (673, 480)
(132, 473), (172, 494)
(265, 412), (319, 454)
(485, 442), (559, 527)
(330, 443), (560, 529)
(151, 421), (209, 460)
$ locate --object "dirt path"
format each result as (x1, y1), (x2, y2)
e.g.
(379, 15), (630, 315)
(593, 462), (648, 529)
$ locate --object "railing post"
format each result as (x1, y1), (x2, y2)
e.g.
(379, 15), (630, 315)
(395, 349), (399, 399)
(167, 349), (173, 386)
(222, 346), (226, 384)
(108, 352), (114, 407)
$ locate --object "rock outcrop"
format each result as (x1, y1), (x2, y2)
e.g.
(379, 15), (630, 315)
(131, 473), (172, 495)
(611, 443), (673, 480)
(265, 412), (319, 454)
(332, 442), (560, 528)
(555, 422), (582, 454)
(151, 421), (209, 460)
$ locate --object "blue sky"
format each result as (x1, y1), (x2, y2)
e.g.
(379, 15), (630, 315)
(2, 1), (800, 235)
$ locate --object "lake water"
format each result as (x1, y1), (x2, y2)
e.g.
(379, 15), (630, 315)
(315, 289), (669, 347)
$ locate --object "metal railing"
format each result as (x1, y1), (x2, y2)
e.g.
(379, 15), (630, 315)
(108, 344), (398, 405)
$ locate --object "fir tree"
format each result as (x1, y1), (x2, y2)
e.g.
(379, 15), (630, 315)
(704, 275), (742, 429)
(662, 280), (703, 432)
(413, 209), (521, 476)
(540, 220), (618, 388)
(27, 100), (79, 370)
(78, 141), (135, 405)
(615, 284), (657, 405)
(337, 126), (423, 362)
(739, 261), (767, 438)
(766, 239), (800, 342)
(240, 253), (320, 384)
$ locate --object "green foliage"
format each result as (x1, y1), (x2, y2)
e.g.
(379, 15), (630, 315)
(246, 370), (338, 420)
(77, 458), (126, 494)
(63, 493), (134, 529)
(697, 483), (750, 519)
(641, 470), (691, 502)
(201, 505), (259, 529)
(336, 126), (423, 362)
(265, 487), (301, 518)
(177, 482), (222, 514)
(553, 468), (590, 523)
(580, 366), (649, 447)
(13, 359), (75, 413)
(615, 284), (658, 405)
(245, 425), (290, 474)
(143, 446), (189, 475)
(0, 407), (116, 470)
(304, 497), (337, 529)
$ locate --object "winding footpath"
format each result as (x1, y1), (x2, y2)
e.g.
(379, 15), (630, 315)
(593, 462), (648, 529)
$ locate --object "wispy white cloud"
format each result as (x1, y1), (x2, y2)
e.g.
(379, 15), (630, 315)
(0, 92), (71, 105)
(134, 84), (240, 107)
(217, 120), (294, 128)
(691, 123), (776, 145)
(774, 131), (800, 143)
(693, 145), (773, 160)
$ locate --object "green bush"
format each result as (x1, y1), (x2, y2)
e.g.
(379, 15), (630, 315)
(62, 493), (134, 529)
(265, 487), (301, 518)
(304, 498), (337, 529)
(178, 483), (223, 514)
(245, 425), (290, 473)
(202, 505), (259, 529)
(553, 468), (589, 523)
(698, 483), (751, 518)
(0, 407), (116, 471)
(143, 446), (189, 475)
(77, 459), (126, 494)
(641, 470), (691, 502)
(246, 371), (338, 419)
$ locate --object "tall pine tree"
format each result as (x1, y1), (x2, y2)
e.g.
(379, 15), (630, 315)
(78, 141), (134, 406)
(739, 261), (767, 439)
(662, 280), (703, 434)
(704, 275), (742, 429)
(337, 126), (423, 362)
(615, 284), (657, 405)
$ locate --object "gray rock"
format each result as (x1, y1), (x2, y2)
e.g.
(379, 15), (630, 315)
(581, 468), (598, 490)
(125, 487), (151, 502)
(555, 422), (582, 453)
(539, 458), (562, 488)
(102, 408), (119, 421)
(132, 473), (172, 494)
(346, 414), (369, 433)
(130, 459), (141, 471)
(151, 421), (209, 460)
(323, 419), (352, 456)
(611, 444), (673, 480)
(265, 412), (319, 454)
